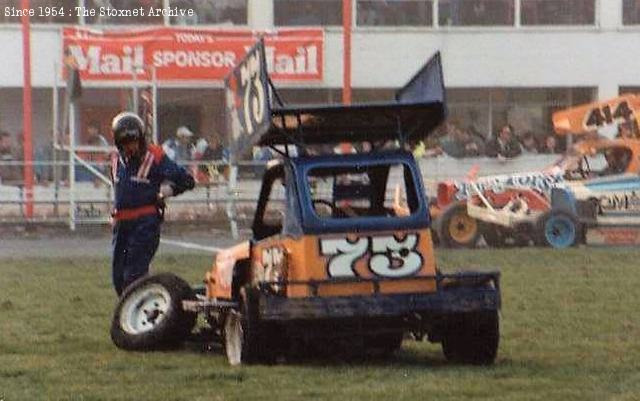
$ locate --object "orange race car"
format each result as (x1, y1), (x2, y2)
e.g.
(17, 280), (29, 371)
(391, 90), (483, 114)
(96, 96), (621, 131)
(108, 40), (501, 365)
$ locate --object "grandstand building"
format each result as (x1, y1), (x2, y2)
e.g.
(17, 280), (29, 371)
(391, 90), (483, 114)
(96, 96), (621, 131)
(1, 0), (640, 150)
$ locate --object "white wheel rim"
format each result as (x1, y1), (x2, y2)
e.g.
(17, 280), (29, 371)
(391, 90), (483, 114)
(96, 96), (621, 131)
(120, 284), (171, 335)
(225, 311), (243, 366)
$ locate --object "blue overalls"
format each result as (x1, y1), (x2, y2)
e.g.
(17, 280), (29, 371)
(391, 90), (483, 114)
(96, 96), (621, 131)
(110, 144), (195, 295)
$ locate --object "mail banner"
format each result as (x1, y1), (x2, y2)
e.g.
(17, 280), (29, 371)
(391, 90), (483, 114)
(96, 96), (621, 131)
(62, 27), (324, 82)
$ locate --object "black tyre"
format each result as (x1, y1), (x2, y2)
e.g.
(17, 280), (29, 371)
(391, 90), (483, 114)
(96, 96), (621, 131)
(482, 224), (531, 248)
(437, 203), (481, 248)
(536, 211), (581, 249)
(442, 310), (499, 365)
(110, 273), (197, 351)
(224, 287), (268, 365)
(481, 223), (508, 248)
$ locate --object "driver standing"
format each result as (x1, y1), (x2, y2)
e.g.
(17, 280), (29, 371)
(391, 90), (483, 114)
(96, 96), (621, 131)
(109, 112), (195, 296)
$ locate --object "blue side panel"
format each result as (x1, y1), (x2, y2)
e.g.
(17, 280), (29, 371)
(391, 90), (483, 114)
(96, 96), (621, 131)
(291, 151), (431, 235)
(583, 175), (640, 192)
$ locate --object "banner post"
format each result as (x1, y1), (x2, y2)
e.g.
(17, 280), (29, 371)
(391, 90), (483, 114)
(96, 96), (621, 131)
(342, 0), (352, 105)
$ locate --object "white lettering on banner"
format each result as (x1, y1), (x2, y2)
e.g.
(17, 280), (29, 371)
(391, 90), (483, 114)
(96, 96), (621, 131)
(152, 50), (235, 68)
(175, 33), (208, 43)
(68, 45), (144, 75)
(264, 45), (318, 75)
(320, 235), (422, 278)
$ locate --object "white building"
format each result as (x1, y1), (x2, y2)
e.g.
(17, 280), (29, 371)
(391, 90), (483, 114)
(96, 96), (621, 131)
(1, 0), (640, 154)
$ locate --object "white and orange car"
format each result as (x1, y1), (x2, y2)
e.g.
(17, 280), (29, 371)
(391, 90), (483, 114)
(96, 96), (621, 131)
(434, 95), (640, 248)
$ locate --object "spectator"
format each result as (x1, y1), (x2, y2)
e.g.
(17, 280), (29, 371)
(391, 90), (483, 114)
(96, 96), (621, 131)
(162, 126), (195, 166)
(76, 125), (108, 183)
(521, 131), (539, 154)
(193, 134), (226, 182)
(0, 131), (20, 184)
(87, 122), (110, 147)
(539, 134), (559, 154)
(441, 126), (485, 158)
(199, 135), (224, 161)
(252, 146), (273, 177)
(34, 138), (53, 184)
(412, 140), (426, 159)
(486, 124), (522, 158)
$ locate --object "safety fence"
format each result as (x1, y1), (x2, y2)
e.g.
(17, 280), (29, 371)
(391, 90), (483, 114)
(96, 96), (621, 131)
(0, 154), (558, 231)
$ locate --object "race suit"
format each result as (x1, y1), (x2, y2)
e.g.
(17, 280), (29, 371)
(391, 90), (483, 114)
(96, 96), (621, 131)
(110, 144), (195, 295)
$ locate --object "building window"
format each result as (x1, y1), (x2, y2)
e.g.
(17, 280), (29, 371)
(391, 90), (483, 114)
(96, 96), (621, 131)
(438, 0), (514, 26)
(521, 0), (595, 25)
(356, 0), (433, 27)
(84, 0), (164, 25)
(274, 0), (342, 26)
(623, 0), (640, 25)
(445, 87), (595, 152)
(169, 0), (247, 25)
(620, 87), (640, 95)
(1, 0), (78, 23)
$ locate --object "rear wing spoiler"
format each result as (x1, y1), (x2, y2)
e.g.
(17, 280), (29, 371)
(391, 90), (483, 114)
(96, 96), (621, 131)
(552, 94), (640, 135)
(225, 38), (447, 161)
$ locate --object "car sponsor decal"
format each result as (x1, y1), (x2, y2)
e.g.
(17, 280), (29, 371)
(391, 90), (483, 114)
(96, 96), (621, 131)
(319, 234), (423, 278)
(598, 191), (640, 212)
(454, 172), (564, 200)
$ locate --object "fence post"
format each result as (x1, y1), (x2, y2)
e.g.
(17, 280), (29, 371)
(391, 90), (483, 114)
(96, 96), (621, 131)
(226, 163), (239, 239)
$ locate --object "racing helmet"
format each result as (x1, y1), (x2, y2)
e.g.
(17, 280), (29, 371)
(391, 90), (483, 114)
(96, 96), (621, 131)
(111, 112), (146, 154)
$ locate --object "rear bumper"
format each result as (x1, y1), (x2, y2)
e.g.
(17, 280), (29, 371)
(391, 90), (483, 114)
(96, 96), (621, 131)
(258, 272), (500, 321)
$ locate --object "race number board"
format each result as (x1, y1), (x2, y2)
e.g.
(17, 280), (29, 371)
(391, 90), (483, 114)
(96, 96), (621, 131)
(553, 95), (640, 135)
(225, 38), (271, 163)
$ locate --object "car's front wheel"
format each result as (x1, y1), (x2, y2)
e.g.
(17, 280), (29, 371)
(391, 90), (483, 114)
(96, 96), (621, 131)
(224, 287), (267, 365)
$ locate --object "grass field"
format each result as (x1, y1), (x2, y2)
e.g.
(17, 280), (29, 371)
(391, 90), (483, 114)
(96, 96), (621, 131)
(1, 248), (640, 401)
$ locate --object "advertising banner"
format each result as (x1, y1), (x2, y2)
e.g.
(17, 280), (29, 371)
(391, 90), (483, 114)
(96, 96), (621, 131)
(62, 27), (324, 82)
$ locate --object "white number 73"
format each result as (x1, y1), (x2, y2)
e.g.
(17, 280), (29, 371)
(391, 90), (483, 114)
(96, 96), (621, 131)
(320, 235), (422, 278)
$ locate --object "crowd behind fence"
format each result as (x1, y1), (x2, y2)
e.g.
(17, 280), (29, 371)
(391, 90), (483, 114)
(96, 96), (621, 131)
(0, 154), (558, 226)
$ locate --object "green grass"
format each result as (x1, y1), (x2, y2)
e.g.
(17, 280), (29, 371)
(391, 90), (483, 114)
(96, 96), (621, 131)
(1, 248), (640, 401)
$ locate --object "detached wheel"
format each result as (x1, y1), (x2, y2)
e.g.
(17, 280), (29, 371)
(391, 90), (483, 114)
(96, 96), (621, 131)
(224, 287), (266, 366)
(537, 211), (580, 248)
(438, 203), (480, 248)
(442, 310), (499, 365)
(111, 273), (196, 351)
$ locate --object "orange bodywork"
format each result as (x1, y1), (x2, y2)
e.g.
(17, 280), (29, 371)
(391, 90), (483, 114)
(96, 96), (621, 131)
(207, 229), (437, 300)
(553, 94), (640, 135)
